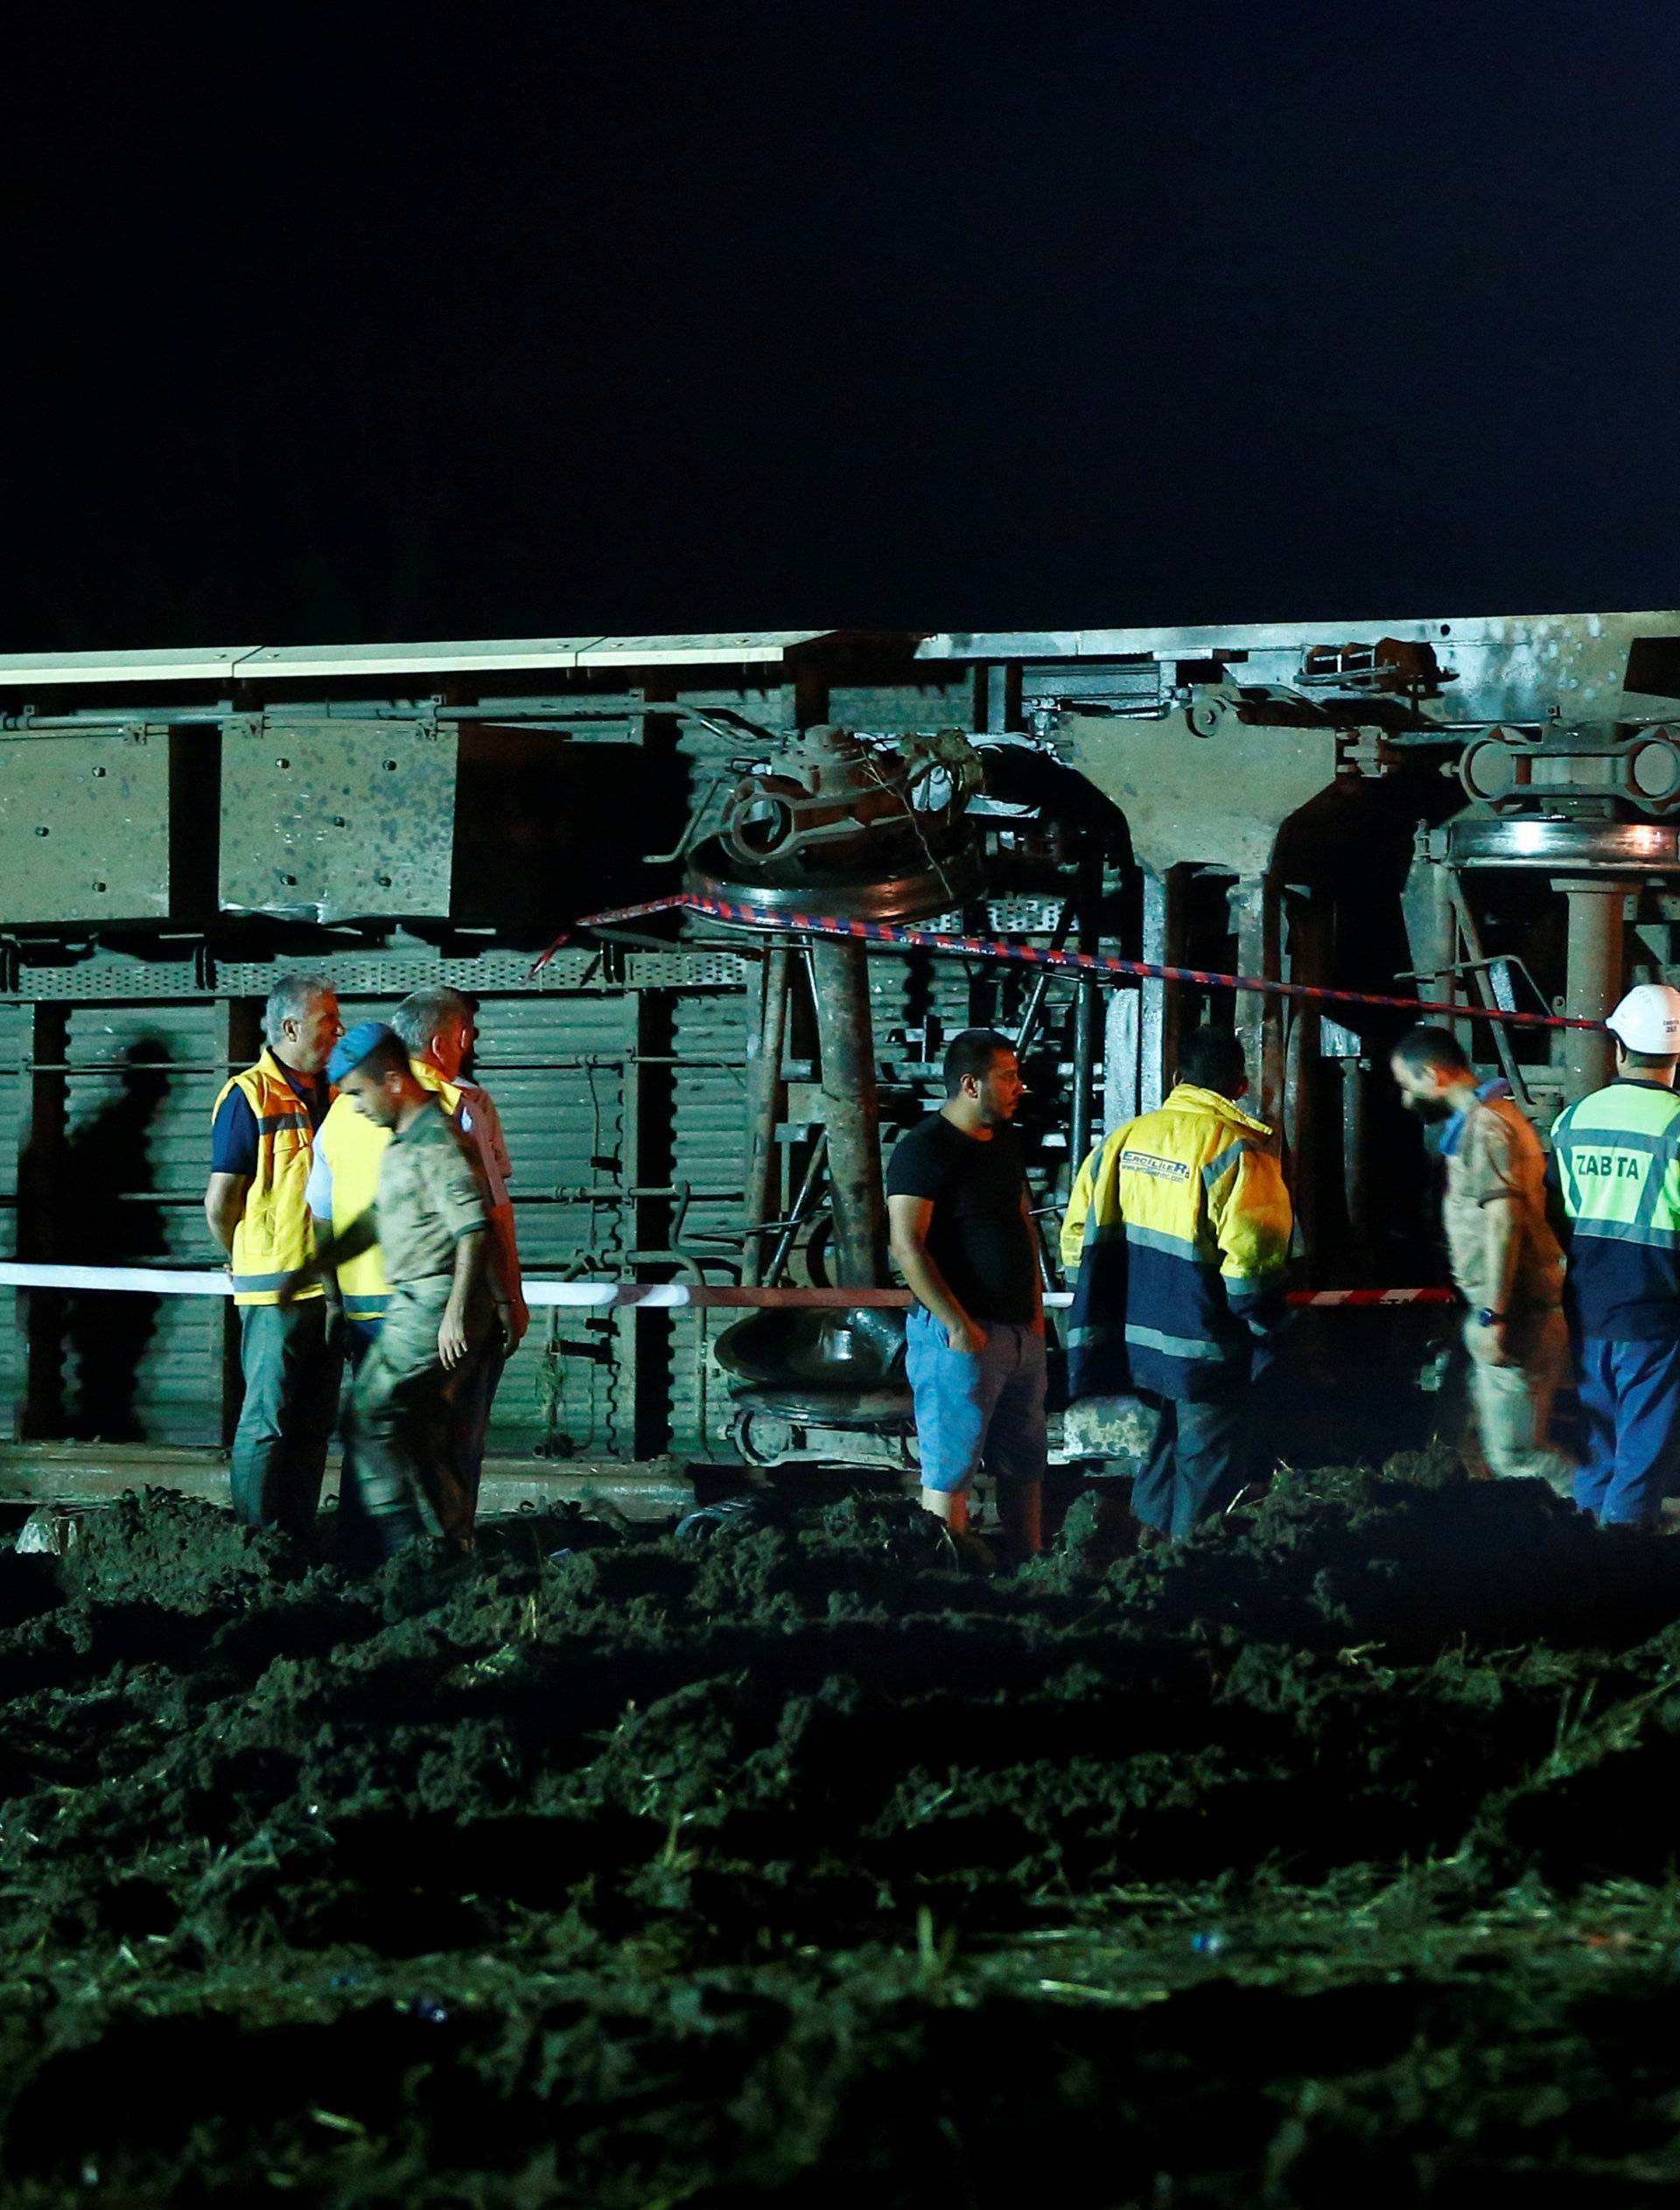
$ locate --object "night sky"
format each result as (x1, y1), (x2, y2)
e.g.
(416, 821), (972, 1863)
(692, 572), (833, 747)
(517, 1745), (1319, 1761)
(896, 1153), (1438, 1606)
(7, 3), (1677, 653)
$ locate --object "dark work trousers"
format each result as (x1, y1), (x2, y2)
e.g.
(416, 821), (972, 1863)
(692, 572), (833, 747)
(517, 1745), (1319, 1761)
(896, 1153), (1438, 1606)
(1574, 1336), (1680, 1527)
(1131, 1388), (1252, 1542)
(230, 1300), (341, 1542)
(333, 1318), (382, 1566)
(344, 1283), (485, 1564)
(446, 1342), (505, 1545)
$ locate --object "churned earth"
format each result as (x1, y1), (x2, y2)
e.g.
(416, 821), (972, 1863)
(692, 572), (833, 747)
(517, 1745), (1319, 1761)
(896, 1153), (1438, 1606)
(4, 1462), (1680, 2203)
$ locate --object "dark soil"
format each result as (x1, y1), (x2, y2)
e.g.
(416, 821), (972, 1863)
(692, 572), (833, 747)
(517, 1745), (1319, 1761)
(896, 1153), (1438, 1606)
(6, 1462), (1680, 2202)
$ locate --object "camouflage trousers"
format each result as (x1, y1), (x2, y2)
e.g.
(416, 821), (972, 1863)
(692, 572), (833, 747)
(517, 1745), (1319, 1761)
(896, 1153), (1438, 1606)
(1464, 1307), (1575, 1493)
(343, 1281), (486, 1563)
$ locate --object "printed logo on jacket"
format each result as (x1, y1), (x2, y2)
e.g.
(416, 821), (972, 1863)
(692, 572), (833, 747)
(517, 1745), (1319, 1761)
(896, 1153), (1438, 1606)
(1119, 1150), (1192, 1183)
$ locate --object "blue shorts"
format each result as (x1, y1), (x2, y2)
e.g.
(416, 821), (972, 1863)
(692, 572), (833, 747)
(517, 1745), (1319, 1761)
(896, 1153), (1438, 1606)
(904, 1305), (1048, 1496)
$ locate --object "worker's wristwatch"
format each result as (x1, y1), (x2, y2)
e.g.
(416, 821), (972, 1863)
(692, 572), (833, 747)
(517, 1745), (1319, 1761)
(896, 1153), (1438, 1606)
(1476, 1308), (1507, 1327)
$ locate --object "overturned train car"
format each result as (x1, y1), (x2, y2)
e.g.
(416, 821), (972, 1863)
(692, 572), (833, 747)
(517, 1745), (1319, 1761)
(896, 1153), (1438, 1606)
(0, 612), (1669, 1465)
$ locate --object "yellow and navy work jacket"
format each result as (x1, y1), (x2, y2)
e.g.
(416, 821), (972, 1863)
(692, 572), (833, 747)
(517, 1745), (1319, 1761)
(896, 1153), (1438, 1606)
(1550, 1079), (1680, 1339)
(306, 1060), (465, 1325)
(1060, 1083), (1293, 1402)
(210, 1050), (324, 1307)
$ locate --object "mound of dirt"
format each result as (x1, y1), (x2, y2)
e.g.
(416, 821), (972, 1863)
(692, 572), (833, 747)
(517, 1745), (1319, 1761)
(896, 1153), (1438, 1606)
(3, 1465), (1680, 2201)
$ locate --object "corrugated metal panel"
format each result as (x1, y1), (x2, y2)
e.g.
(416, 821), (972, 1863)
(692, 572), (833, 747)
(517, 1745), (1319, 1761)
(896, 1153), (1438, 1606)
(3, 961), (202, 1001)
(674, 686), (801, 734)
(0, 1004), (26, 1256)
(32, 989), (648, 1458)
(668, 990), (750, 1453)
(828, 682), (976, 732)
(0, 1005), (25, 1426)
(870, 948), (976, 1150)
(470, 992), (636, 1459)
(56, 1002), (227, 1445)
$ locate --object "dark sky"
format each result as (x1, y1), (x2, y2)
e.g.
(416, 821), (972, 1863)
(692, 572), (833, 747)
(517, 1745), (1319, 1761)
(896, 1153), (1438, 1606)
(8, 2), (1677, 651)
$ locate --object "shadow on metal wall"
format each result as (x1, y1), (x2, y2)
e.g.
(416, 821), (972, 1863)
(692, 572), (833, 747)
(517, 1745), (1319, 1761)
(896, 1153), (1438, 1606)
(52, 1042), (172, 1443)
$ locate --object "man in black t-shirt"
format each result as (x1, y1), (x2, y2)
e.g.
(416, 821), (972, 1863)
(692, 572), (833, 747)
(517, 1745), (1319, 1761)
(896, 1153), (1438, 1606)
(886, 1028), (1046, 1553)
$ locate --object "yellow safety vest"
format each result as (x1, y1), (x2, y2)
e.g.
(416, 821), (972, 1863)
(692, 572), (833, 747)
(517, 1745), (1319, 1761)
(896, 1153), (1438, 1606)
(211, 1050), (323, 1306)
(313, 1060), (463, 1323)
(1551, 1077), (1680, 1337)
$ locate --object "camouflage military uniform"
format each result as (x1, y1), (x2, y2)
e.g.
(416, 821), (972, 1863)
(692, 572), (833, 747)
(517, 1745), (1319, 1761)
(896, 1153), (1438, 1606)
(344, 1102), (492, 1561)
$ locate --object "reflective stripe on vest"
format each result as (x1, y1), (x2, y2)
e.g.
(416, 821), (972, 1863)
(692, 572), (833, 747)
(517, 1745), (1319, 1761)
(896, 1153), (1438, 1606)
(1551, 1083), (1680, 1244)
(212, 1051), (323, 1306)
(315, 1060), (464, 1325)
(1063, 1085), (1292, 1403)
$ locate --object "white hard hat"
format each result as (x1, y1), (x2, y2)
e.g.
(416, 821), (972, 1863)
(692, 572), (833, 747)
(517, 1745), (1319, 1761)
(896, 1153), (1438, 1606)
(1606, 983), (1680, 1053)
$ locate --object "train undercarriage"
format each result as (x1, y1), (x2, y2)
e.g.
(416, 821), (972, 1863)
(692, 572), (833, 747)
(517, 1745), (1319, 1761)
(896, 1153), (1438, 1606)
(0, 611), (1673, 1480)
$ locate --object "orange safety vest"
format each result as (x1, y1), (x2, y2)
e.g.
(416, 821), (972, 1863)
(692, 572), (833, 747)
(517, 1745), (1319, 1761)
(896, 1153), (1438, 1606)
(211, 1050), (323, 1306)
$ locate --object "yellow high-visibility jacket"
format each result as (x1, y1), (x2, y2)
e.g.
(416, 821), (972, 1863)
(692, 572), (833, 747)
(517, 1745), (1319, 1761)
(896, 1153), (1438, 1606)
(307, 1060), (465, 1324)
(210, 1050), (323, 1306)
(1060, 1082), (1292, 1401)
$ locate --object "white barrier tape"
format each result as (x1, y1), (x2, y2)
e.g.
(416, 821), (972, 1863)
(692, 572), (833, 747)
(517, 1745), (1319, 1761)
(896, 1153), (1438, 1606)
(0, 1266), (995, 1309)
(0, 1264), (235, 1297)
(0, 1264), (1452, 1311)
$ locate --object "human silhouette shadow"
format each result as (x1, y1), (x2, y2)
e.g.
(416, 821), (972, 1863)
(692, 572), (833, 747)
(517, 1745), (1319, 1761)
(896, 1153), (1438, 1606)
(59, 1041), (172, 1443)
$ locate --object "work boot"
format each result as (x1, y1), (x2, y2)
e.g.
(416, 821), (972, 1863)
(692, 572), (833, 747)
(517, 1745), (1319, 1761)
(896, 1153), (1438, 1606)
(937, 1524), (998, 1574)
(1056, 1487), (1136, 1573)
(986, 1528), (1047, 1574)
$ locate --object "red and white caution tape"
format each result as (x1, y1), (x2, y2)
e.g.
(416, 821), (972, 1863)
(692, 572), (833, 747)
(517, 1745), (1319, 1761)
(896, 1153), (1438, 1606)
(0, 1263), (1455, 1311)
(557, 892), (1600, 1033)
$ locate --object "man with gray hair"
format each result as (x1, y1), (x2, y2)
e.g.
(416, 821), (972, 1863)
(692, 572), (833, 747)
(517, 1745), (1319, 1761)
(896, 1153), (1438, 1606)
(204, 972), (344, 1540)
